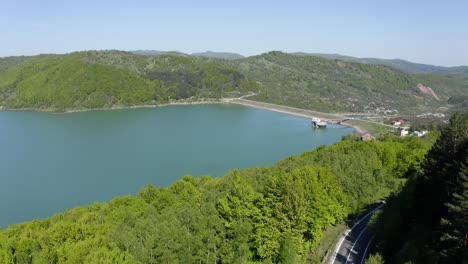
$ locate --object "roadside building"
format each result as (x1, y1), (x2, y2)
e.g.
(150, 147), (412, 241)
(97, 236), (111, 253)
(399, 127), (409, 136)
(413, 130), (429, 137)
(392, 120), (401, 126)
(391, 119), (407, 126)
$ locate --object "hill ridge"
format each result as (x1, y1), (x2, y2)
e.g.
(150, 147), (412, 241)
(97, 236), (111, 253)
(0, 50), (466, 114)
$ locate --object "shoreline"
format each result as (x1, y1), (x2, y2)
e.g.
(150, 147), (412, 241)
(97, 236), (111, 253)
(228, 99), (366, 133)
(0, 99), (228, 114)
(0, 98), (372, 133)
(64, 99), (229, 113)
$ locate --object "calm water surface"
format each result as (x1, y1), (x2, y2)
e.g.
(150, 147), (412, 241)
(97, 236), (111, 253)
(0, 104), (353, 227)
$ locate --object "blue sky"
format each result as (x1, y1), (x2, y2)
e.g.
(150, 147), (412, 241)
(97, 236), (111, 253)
(1, 0), (467, 66)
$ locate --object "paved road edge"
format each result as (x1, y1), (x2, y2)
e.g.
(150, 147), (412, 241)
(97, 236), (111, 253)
(328, 203), (385, 264)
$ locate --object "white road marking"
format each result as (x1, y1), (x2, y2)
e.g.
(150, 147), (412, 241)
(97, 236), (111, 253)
(330, 203), (384, 264)
(344, 226), (368, 264)
(360, 237), (373, 264)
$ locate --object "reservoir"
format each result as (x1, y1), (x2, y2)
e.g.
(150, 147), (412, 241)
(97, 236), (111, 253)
(0, 104), (353, 228)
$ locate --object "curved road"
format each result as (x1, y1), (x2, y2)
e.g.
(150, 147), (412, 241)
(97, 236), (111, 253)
(329, 203), (385, 264)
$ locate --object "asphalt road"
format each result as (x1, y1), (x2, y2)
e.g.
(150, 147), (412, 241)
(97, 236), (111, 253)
(330, 203), (385, 264)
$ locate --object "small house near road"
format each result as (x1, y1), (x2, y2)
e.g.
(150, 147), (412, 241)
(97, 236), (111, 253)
(399, 127), (409, 137)
(391, 119), (407, 126)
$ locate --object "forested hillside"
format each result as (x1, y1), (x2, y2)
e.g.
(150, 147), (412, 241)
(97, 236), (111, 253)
(0, 56), (31, 73)
(0, 51), (258, 111)
(368, 113), (468, 263)
(303, 53), (468, 76)
(0, 50), (466, 113)
(0, 135), (434, 263)
(238, 51), (467, 113)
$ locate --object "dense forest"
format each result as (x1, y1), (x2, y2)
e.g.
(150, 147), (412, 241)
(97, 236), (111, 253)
(0, 51), (259, 111)
(303, 53), (468, 76)
(0, 134), (435, 263)
(240, 52), (467, 113)
(1, 50), (466, 263)
(368, 113), (468, 263)
(0, 51), (466, 113)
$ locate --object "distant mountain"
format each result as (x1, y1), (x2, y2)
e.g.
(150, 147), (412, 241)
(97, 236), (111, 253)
(0, 51), (257, 111)
(238, 51), (467, 114)
(130, 50), (189, 57)
(0, 50), (466, 114)
(130, 50), (244, 60)
(294, 52), (468, 76)
(191, 51), (244, 60)
(0, 56), (33, 74)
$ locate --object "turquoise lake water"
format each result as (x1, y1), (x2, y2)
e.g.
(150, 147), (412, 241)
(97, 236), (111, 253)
(0, 104), (353, 228)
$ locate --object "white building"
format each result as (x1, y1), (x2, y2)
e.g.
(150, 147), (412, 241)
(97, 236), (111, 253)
(399, 128), (409, 136)
(413, 130), (428, 137)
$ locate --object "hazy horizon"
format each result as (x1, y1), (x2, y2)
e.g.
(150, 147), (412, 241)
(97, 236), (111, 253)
(2, 0), (467, 66)
(3, 49), (468, 68)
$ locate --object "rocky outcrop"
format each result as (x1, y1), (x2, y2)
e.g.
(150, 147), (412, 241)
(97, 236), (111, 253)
(417, 83), (440, 100)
